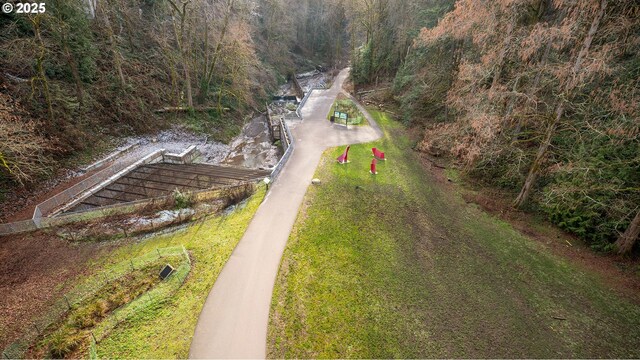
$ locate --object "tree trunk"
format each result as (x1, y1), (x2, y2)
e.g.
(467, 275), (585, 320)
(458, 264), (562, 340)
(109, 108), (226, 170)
(513, 104), (562, 207)
(29, 15), (55, 126)
(615, 211), (640, 254)
(62, 41), (84, 105)
(179, 16), (192, 106)
(167, 0), (193, 108)
(513, 0), (608, 208)
(99, 4), (126, 87)
(183, 56), (193, 108)
(201, 0), (234, 104)
(510, 40), (551, 139)
(491, 19), (514, 89)
(502, 75), (520, 123)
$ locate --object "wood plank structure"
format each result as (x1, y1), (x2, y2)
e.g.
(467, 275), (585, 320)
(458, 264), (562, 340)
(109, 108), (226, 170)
(67, 163), (270, 213)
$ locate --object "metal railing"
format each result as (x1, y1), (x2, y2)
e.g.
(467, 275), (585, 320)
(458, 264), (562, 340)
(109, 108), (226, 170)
(0, 147), (203, 236)
(269, 116), (295, 181)
(48, 150), (165, 217)
(295, 88), (316, 118)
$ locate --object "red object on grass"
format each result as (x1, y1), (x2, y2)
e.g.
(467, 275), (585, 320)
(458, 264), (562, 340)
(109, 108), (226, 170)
(370, 158), (378, 174)
(337, 145), (351, 164)
(372, 147), (385, 160)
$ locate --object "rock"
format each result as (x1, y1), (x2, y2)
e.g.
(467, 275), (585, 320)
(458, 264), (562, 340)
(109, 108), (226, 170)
(312, 178), (321, 185)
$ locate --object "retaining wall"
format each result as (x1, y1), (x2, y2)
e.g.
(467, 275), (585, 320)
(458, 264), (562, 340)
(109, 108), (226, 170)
(269, 117), (294, 181)
(1, 183), (254, 236)
(162, 145), (200, 164)
(81, 142), (139, 172)
(33, 151), (163, 221)
(0, 146), (202, 236)
(296, 88), (316, 117)
(52, 150), (165, 216)
(0, 219), (38, 235)
(40, 183), (255, 229)
(292, 75), (304, 99)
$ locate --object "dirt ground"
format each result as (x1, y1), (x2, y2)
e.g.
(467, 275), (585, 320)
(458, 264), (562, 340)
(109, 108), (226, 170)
(1, 164), (111, 222)
(0, 185), (241, 351)
(0, 120), (277, 351)
(0, 231), (115, 348)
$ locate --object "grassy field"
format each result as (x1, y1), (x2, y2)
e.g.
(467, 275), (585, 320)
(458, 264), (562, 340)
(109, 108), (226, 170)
(84, 187), (265, 358)
(268, 110), (640, 358)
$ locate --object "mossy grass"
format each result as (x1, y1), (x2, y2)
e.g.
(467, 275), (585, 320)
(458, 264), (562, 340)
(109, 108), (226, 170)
(91, 187), (265, 358)
(37, 259), (170, 358)
(268, 110), (640, 358)
(12, 187), (266, 359)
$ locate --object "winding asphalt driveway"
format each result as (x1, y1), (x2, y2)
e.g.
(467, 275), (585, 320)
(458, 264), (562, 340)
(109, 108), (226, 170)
(189, 68), (382, 359)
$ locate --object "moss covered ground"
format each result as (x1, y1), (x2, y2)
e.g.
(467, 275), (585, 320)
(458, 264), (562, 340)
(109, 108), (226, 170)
(268, 111), (640, 358)
(88, 188), (265, 358)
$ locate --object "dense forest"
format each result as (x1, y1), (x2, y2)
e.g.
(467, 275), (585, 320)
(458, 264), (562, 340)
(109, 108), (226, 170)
(1, 0), (638, 253)
(0, 0), (351, 183)
(351, 0), (639, 253)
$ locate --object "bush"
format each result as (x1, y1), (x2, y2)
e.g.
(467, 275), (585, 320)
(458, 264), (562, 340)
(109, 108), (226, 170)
(0, 93), (51, 184)
(70, 299), (109, 329)
(172, 189), (194, 210)
(285, 103), (297, 111)
(468, 142), (529, 191)
(541, 175), (638, 251)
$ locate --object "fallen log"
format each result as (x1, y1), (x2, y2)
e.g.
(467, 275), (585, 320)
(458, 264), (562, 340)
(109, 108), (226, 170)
(154, 106), (229, 113)
(356, 87), (390, 95)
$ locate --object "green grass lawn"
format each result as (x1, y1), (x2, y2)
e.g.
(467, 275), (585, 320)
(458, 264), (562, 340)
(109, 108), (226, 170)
(83, 187), (266, 358)
(268, 110), (640, 358)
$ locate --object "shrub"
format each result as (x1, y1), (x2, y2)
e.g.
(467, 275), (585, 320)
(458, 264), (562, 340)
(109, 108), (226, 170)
(172, 189), (194, 209)
(70, 299), (108, 329)
(0, 93), (51, 184)
(285, 103), (297, 111)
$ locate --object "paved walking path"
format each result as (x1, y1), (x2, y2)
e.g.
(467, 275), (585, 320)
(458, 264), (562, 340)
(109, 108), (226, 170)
(188, 68), (382, 359)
